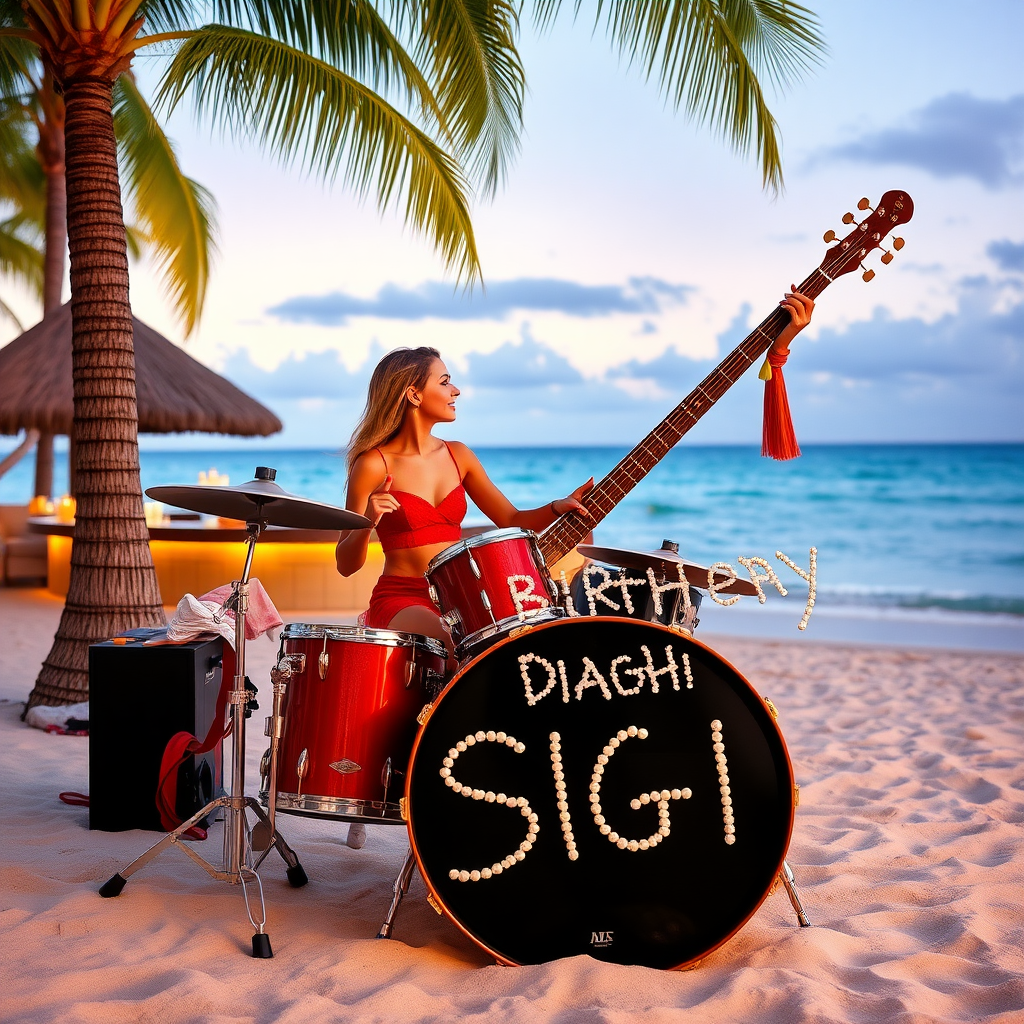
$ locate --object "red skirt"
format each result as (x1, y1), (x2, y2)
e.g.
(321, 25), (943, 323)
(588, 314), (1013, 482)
(365, 574), (437, 628)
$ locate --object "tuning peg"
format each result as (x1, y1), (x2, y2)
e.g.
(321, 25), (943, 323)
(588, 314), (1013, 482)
(823, 229), (837, 243)
(892, 237), (905, 251)
(862, 267), (876, 282)
(880, 251), (894, 265)
(857, 197), (873, 211)
(842, 212), (856, 224)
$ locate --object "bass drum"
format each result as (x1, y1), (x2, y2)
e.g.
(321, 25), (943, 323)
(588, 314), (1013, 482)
(406, 617), (794, 969)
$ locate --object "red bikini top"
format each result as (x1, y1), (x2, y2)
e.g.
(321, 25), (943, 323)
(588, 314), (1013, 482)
(373, 441), (467, 552)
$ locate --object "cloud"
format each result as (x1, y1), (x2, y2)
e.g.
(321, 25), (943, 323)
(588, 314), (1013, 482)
(819, 93), (1024, 188)
(267, 276), (694, 326)
(792, 279), (1023, 385)
(221, 348), (369, 401)
(609, 305), (751, 384)
(988, 239), (1024, 273)
(462, 326), (584, 389)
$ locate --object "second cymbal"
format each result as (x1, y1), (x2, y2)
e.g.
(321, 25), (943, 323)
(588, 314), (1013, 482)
(576, 541), (759, 597)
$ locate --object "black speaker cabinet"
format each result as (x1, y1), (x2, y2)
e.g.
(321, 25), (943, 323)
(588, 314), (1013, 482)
(89, 628), (224, 832)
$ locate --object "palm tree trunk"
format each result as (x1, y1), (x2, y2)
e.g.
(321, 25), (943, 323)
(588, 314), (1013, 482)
(34, 81), (67, 501)
(26, 77), (165, 712)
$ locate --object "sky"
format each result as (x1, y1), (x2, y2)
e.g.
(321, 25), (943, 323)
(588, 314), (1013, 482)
(2, 0), (1023, 450)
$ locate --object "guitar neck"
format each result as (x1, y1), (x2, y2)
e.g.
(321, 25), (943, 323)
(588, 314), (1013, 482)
(539, 268), (832, 567)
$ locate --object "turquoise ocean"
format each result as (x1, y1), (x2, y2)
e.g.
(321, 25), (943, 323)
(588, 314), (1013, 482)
(3, 443), (1022, 652)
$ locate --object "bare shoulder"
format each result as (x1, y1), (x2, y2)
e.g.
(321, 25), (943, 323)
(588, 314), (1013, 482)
(348, 450), (386, 489)
(445, 440), (481, 474)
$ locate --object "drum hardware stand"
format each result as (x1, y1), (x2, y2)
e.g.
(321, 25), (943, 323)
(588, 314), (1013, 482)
(377, 847), (417, 939)
(99, 517), (309, 958)
(779, 860), (811, 927)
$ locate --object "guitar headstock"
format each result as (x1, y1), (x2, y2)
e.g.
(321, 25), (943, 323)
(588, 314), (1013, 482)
(820, 190), (914, 282)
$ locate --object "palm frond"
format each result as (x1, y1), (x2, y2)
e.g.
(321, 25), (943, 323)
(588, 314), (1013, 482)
(0, 107), (46, 223)
(600, 0), (823, 191)
(155, 24), (480, 281)
(532, 0), (824, 192)
(137, 0), (198, 34)
(0, 214), (45, 298)
(210, 1), (443, 129)
(396, 0), (525, 196)
(113, 73), (218, 335)
(0, 7), (38, 94)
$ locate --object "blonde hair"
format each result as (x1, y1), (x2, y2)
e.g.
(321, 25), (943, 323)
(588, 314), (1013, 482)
(347, 347), (441, 471)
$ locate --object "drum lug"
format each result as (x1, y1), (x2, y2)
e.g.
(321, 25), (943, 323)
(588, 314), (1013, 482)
(296, 748), (309, 798)
(479, 589), (496, 624)
(416, 703), (434, 725)
(259, 747), (271, 788)
(399, 796), (408, 821)
(425, 891), (443, 915)
(382, 756), (404, 796)
(318, 649), (329, 680)
(428, 584), (440, 609)
(508, 624), (534, 641)
(468, 554), (481, 579)
(793, 783), (800, 807)
(764, 697), (779, 720)
(405, 660), (417, 688)
(275, 652), (305, 677)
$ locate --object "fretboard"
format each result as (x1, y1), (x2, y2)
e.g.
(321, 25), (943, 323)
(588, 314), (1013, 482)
(539, 269), (832, 567)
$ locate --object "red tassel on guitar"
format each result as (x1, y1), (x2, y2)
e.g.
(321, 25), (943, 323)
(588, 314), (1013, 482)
(760, 349), (801, 461)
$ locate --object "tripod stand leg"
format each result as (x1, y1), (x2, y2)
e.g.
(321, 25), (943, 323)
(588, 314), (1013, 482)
(99, 796), (232, 897)
(781, 860), (811, 927)
(245, 798), (308, 887)
(377, 847), (417, 939)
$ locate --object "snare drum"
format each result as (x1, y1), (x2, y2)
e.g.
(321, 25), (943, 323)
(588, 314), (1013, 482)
(266, 624), (447, 823)
(426, 528), (563, 661)
(405, 616), (794, 969)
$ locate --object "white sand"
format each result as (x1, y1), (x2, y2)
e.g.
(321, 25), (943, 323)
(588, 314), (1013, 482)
(1, 586), (1022, 1023)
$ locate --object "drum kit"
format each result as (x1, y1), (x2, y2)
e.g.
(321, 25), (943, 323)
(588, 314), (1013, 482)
(99, 467), (809, 969)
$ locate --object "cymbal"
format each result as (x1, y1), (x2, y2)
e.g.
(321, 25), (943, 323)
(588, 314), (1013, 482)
(576, 542), (759, 597)
(147, 467), (370, 531)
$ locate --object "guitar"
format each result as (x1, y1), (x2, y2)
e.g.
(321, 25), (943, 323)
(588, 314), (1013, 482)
(538, 190), (915, 568)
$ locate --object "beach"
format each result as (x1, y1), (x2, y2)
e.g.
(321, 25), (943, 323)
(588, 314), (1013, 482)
(2, 585), (1022, 1023)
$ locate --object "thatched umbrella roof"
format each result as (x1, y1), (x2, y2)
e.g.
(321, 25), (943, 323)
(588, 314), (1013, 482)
(0, 303), (282, 436)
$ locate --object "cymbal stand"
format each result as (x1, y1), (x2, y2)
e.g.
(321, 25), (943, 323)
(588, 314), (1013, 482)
(99, 519), (308, 958)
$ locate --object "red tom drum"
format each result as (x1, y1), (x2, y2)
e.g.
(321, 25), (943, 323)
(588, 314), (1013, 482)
(426, 528), (564, 661)
(265, 623), (447, 823)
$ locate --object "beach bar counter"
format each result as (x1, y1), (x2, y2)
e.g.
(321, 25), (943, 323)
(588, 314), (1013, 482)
(29, 516), (385, 611)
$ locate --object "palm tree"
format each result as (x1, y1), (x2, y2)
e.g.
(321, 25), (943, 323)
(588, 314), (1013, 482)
(0, 0), (822, 710)
(1, 25), (217, 497)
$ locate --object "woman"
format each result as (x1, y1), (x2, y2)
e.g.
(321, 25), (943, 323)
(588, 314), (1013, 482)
(336, 346), (594, 652)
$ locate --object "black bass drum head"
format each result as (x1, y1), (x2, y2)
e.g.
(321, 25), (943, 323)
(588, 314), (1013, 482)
(406, 617), (794, 969)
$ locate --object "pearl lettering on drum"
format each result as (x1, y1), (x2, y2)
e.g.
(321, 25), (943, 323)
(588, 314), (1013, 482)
(440, 720), (714, 871)
(589, 726), (693, 852)
(506, 574), (550, 620)
(711, 719), (736, 845)
(518, 644), (684, 705)
(440, 731), (538, 881)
